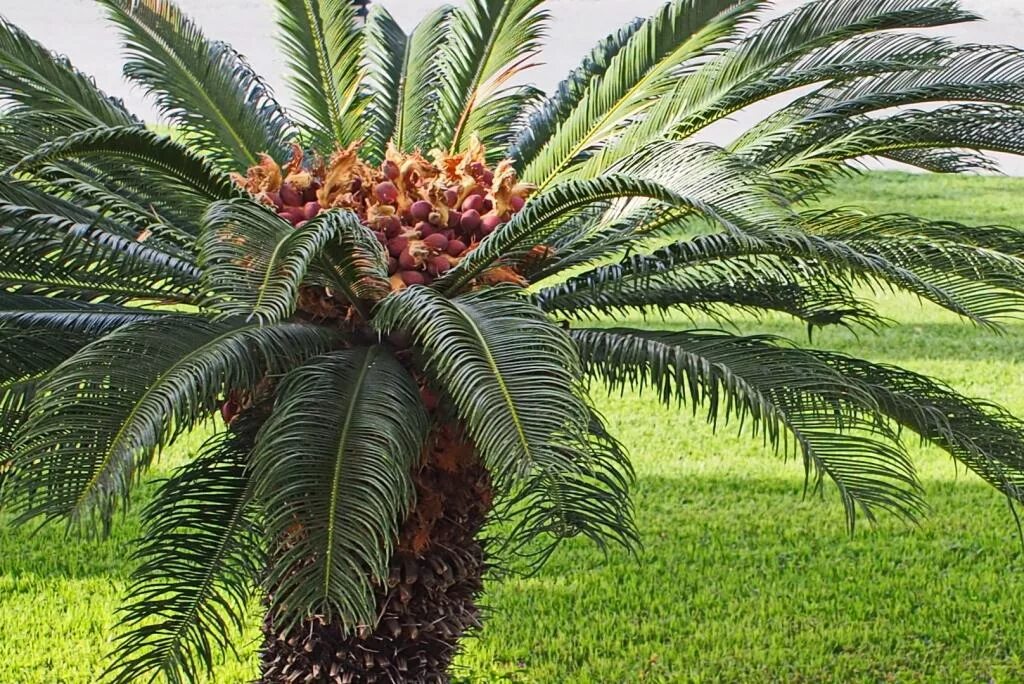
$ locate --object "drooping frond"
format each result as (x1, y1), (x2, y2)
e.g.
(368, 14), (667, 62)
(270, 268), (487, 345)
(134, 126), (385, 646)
(5, 317), (339, 529)
(199, 199), (388, 322)
(433, 0), (548, 155)
(362, 5), (452, 162)
(7, 126), (241, 205)
(99, 0), (295, 170)
(274, 0), (365, 150)
(495, 406), (638, 571)
(540, 220), (1024, 327)
(572, 327), (924, 527)
(373, 285), (591, 488)
(252, 347), (428, 630)
(807, 352), (1024, 505)
(0, 18), (137, 130)
(519, 0), (757, 190)
(105, 425), (262, 684)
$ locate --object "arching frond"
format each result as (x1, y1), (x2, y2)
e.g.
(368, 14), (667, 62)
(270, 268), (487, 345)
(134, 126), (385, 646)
(275, 0), (365, 150)
(433, 0), (548, 155)
(99, 0), (295, 169)
(252, 347), (428, 630)
(0, 18), (137, 130)
(6, 126), (241, 204)
(105, 425), (262, 684)
(373, 286), (591, 489)
(519, 0), (757, 190)
(0, 294), (166, 335)
(199, 199), (388, 322)
(572, 327), (924, 527)
(508, 17), (644, 169)
(5, 317), (339, 529)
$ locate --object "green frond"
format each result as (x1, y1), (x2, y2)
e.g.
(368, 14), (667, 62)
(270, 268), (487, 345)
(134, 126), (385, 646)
(495, 406), (638, 571)
(809, 352), (1024, 505)
(0, 294), (166, 335)
(373, 286), (591, 490)
(433, 0), (548, 154)
(519, 0), (757, 190)
(199, 199), (388, 322)
(6, 126), (241, 205)
(509, 16), (644, 169)
(0, 17), (138, 130)
(572, 327), (924, 527)
(275, 0), (365, 150)
(0, 198), (200, 304)
(5, 316), (339, 530)
(99, 0), (295, 170)
(252, 346), (428, 630)
(105, 425), (262, 684)
(362, 4), (452, 161)
(437, 163), (770, 294)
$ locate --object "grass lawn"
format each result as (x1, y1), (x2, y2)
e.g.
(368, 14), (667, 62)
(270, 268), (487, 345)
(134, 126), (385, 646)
(4, 172), (1024, 682)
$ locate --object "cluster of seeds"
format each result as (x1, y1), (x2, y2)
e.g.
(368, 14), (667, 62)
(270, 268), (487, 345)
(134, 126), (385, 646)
(233, 138), (533, 291)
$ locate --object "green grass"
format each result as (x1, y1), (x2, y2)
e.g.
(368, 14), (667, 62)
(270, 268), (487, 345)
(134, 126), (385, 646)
(5, 172), (1024, 682)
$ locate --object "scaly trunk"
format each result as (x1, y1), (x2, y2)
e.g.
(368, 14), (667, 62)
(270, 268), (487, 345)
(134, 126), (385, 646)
(258, 425), (492, 683)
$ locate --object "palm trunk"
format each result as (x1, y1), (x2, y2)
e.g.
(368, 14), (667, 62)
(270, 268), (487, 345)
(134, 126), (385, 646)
(258, 425), (492, 683)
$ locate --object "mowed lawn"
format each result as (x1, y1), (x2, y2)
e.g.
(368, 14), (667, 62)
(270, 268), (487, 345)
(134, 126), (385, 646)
(4, 172), (1024, 683)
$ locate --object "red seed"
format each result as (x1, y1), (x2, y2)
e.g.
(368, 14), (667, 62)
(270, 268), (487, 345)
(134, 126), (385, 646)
(444, 188), (459, 207)
(303, 201), (321, 220)
(447, 239), (467, 256)
(220, 400), (238, 423)
(388, 235), (408, 257)
(373, 231), (387, 245)
(510, 195), (525, 212)
(379, 215), (402, 238)
(266, 191), (283, 208)
(388, 256), (399, 274)
(447, 210), (462, 229)
(399, 269), (426, 286)
(374, 181), (399, 204)
(461, 209), (481, 233)
(462, 194), (484, 212)
(469, 162), (485, 175)
(481, 199), (493, 213)
(481, 171), (494, 185)
(415, 220), (434, 237)
(423, 233), (448, 252)
(278, 208), (304, 224)
(480, 214), (504, 235)
(410, 200), (433, 221)
(280, 183), (303, 206)
(295, 220), (308, 229)
(427, 255), (451, 275)
(398, 248), (417, 270)
(382, 160), (400, 180)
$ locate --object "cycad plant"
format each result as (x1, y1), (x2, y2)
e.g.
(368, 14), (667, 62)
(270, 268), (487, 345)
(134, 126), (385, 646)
(3, 0), (1024, 681)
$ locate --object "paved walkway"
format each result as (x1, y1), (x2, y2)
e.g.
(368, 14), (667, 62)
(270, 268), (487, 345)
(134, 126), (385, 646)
(2, 0), (1022, 172)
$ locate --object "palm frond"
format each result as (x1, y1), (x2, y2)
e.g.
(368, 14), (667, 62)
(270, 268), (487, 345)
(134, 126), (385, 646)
(105, 424), (262, 684)
(519, 0), (757, 190)
(275, 0), (365, 150)
(5, 316), (339, 529)
(495, 406), (638, 571)
(6, 126), (241, 204)
(252, 346), (428, 630)
(0, 293), (166, 334)
(508, 16), (644, 169)
(433, 0), (548, 154)
(199, 199), (388, 322)
(99, 0), (295, 170)
(362, 4), (452, 162)
(0, 17), (137, 130)
(572, 327), (923, 527)
(373, 286), (591, 489)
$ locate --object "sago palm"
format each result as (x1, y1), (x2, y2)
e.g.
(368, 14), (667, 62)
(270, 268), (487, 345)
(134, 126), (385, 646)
(3, 0), (1024, 681)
